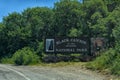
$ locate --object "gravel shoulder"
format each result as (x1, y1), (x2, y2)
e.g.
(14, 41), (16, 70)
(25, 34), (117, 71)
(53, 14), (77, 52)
(0, 64), (119, 80)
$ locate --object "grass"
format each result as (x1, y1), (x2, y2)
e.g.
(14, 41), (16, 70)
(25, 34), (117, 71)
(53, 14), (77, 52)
(1, 57), (14, 64)
(33, 61), (86, 67)
(85, 48), (120, 76)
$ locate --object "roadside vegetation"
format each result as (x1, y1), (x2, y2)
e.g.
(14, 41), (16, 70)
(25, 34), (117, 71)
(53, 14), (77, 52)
(12, 47), (39, 65)
(86, 48), (120, 76)
(0, 0), (120, 76)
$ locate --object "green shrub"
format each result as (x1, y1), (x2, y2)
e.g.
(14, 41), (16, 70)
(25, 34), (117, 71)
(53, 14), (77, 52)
(110, 54), (120, 75)
(86, 48), (120, 76)
(12, 47), (39, 65)
(86, 49), (116, 70)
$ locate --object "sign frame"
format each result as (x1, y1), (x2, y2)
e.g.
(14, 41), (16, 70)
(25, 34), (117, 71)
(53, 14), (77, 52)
(45, 37), (90, 54)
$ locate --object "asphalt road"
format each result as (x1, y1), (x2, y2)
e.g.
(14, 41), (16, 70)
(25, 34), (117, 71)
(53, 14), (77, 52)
(0, 64), (113, 80)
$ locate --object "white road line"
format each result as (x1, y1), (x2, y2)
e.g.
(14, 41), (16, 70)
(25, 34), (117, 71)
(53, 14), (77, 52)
(0, 64), (31, 80)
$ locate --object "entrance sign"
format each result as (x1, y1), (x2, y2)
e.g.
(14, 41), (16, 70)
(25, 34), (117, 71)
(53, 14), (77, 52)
(45, 37), (89, 53)
(55, 37), (89, 53)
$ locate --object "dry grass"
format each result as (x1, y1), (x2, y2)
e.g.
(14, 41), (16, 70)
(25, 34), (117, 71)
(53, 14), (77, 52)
(33, 62), (87, 68)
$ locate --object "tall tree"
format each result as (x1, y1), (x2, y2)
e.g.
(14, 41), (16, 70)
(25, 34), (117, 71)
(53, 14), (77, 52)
(81, 0), (108, 37)
(22, 7), (54, 51)
(2, 12), (30, 56)
(54, 0), (82, 36)
(0, 23), (7, 58)
(112, 6), (120, 45)
(22, 7), (54, 40)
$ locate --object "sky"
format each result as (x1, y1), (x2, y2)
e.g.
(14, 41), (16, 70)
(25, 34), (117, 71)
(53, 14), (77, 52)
(0, 0), (59, 22)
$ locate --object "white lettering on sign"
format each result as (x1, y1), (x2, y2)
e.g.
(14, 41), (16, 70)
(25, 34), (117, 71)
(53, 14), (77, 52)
(56, 49), (75, 52)
(56, 39), (69, 45)
(56, 38), (87, 45)
(77, 48), (88, 52)
(66, 43), (77, 47)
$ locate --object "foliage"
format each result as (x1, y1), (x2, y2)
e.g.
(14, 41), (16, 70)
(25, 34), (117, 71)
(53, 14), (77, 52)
(0, 0), (119, 58)
(86, 49), (115, 69)
(22, 7), (54, 38)
(112, 6), (120, 43)
(54, 0), (82, 36)
(0, 0), (120, 75)
(1, 57), (13, 64)
(81, 0), (108, 37)
(12, 47), (39, 65)
(0, 23), (7, 58)
(0, 7), (54, 58)
(86, 48), (120, 76)
(68, 28), (81, 37)
(110, 53), (120, 75)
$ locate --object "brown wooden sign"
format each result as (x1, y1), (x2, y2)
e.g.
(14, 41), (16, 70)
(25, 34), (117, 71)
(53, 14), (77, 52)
(45, 37), (90, 53)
